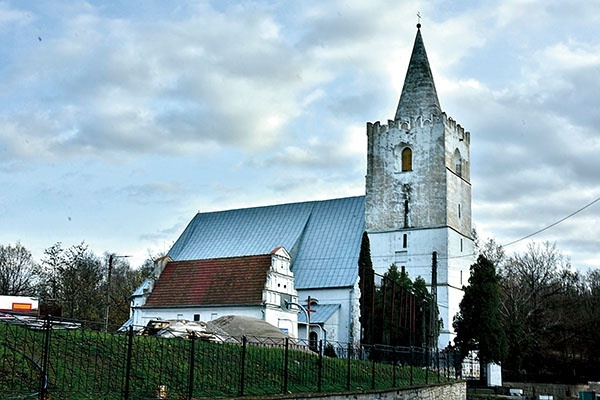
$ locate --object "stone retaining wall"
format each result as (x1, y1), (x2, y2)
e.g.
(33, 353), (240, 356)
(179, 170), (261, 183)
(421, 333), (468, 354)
(238, 381), (466, 400)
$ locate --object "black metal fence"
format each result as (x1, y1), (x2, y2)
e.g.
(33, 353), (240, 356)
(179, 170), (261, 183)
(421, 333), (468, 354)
(0, 313), (461, 399)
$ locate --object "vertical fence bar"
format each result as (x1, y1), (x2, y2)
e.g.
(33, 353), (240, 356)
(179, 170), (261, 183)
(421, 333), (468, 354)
(371, 347), (376, 390)
(39, 315), (51, 400)
(123, 325), (134, 400)
(410, 346), (414, 386)
(437, 348), (440, 383)
(317, 340), (323, 393)
(239, 336), (247, 397)
(392, 347), (397, 387)
(425, 347), (429, 384)
(188, 332), (196, 400)
(346, 342), (351, 391)
(283, 337), (289, 395)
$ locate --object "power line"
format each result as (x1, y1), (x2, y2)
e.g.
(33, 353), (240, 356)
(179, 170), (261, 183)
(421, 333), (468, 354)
(501, 194), (600, 248)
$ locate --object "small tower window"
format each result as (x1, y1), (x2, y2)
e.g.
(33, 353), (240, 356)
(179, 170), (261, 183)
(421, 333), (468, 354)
(403, 234), (407, 248)
(453, 149), (462, 177)
(401, 148), (413, 171)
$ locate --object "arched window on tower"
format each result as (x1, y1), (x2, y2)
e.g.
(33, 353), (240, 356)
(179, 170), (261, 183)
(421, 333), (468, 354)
(401, 148), (412, 171)
(453, 148), (462, 177)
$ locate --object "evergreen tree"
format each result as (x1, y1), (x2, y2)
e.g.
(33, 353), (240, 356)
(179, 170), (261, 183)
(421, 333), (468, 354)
(454, 255), (507, 367)
(358, 232), (375, 344)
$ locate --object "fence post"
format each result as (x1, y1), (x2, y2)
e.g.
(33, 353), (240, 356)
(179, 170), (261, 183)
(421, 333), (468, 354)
(410, 346), (414, 386)
(239, 336), (247, 397)
(346, 342), (351, 391)
(39, 315), (51, 400)
(317, 340), (323, 393)
(371, 346), (376, 390)
(425, 347), (429, 384)
(123, 325), (134, 400)
(188, 332), (196, 400)
(283, 337), (289, 395)
(436, 348), (440, 383)
(392, 347), (397, 387)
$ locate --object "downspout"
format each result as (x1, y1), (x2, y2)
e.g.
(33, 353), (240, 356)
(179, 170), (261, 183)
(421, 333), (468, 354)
(349, 285), (354, 344)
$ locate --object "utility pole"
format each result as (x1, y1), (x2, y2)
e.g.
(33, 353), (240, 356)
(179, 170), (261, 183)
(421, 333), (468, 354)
(430, 251), (438, 349)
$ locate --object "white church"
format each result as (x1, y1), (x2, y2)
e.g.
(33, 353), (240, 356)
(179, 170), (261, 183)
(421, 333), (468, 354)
(128, 24), (474, 348)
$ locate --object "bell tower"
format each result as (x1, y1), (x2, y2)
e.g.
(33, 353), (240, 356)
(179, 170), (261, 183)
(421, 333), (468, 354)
(365, 24), (474, 347)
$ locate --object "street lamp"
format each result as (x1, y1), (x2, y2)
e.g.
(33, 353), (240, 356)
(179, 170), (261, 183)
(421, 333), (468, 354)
(284, 300), (309, 343)
(104, 254), (130, 332)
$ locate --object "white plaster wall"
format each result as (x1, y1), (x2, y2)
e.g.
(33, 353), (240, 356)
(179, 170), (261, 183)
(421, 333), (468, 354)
(296, 285), (359, 345)
(369, 228), (449, 281)
(368, 226), (474, 348)
(133, 306), (262, 329)
(307, 307), (339, 346)
(132, 305), (297, 338)
(264, 305), (298, 338)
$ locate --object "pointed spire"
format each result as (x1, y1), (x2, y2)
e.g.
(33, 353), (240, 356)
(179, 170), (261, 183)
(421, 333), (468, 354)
(394, 25), (441, 120)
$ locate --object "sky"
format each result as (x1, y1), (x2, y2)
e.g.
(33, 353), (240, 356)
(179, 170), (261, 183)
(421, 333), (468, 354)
(1, 0), (599, 271)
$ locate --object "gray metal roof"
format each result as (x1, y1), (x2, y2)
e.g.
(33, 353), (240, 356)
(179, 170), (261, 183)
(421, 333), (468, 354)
(297, 303), (341, 324)
(168, 196), (365, 289)
(131, 278), (152, 297)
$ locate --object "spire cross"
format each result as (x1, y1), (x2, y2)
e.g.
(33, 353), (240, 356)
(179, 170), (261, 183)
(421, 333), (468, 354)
(417, 12), (421, 24)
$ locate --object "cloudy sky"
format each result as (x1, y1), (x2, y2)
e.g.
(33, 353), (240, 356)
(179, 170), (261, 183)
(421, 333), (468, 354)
(1, 0), (599, 270)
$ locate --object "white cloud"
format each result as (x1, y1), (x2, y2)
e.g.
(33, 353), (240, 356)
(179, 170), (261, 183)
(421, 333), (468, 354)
(1, 0), (599, 271)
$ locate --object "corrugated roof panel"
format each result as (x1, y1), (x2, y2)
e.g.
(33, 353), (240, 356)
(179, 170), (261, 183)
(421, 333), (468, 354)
(297, 304), (341, 324)
(168, 196), (365, 289)
(169, 202), (313, 260)
(292, 196), (365, 289)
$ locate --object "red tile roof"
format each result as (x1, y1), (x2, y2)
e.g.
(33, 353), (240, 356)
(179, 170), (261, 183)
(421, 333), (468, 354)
(144, 254), (272, 307)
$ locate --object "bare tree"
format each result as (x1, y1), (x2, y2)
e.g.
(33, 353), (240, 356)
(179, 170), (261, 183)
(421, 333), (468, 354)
(0, 242), (39, 296)
(39, 242), (104, 321)
(38, 242), (65, 300)
(479, 238), (505, 268)
(499, 241), (571, 376)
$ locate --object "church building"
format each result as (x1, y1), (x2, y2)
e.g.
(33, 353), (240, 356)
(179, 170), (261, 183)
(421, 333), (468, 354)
(129, 25), (474, 348)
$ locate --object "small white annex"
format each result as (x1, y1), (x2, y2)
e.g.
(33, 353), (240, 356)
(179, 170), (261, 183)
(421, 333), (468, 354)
(128, 248), (299, 339)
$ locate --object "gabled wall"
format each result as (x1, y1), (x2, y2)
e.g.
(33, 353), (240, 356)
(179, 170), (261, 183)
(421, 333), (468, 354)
(129, 248), (298, 338)
(297, 280), (360, 345)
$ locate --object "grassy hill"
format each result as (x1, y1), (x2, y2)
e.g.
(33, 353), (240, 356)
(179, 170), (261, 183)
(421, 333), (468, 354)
(0, 322), (450, 399)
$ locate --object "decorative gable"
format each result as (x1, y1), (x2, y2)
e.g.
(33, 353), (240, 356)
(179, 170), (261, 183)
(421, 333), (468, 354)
(264, 247), (297, 309)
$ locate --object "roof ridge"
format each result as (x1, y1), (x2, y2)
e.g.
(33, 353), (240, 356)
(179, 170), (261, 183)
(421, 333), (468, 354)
(194, 195), (366, 216)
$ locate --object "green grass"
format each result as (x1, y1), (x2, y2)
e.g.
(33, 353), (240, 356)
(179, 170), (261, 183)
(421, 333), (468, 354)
(0, 323), (451, 399)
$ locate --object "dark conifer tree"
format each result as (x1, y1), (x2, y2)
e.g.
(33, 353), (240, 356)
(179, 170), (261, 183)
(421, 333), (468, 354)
(454, 255), (508, 373)
(358, 232), (375, 344)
